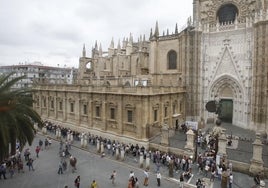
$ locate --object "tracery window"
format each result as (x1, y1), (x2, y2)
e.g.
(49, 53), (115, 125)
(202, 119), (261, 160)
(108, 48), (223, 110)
(167, 50), (177, 69)
(217, 4), (238, 24)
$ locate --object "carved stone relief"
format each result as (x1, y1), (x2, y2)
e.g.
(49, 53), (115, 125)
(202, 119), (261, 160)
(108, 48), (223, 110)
(199, 0), (257, 23)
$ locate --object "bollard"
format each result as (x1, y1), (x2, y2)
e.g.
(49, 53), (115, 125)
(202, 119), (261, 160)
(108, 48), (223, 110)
(120, 148), (125, 161)
(145, 154), (150, 170)
(139, 153), (144, 168)
(115, 147), (119, 160)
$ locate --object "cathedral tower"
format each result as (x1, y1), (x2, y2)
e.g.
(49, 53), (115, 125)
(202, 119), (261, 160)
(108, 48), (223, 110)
(193, 0), (268, 133)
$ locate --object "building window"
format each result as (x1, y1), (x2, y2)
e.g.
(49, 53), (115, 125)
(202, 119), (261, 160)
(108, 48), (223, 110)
(168, 50), (177, 69)
(96, 106), (100, 117)
(173, 104), (175, 114)
(110, 108), (115, 119)
(217, 4), (238, 24)
(59, 101), (63, 111)
(43, 98), (46, 107)
(83, 104), (87, 115)
(70, 103), (74, 113)
(50, 100), (54, 109)
(36, 97), (39, 106)
(127, 110), (133, 123)
(165, 107), (168, 117)
(154, 109), (158, 122)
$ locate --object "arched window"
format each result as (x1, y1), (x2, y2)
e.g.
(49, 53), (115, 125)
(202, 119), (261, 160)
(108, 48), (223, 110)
(168, 50), (177, 69)
(217, 4), (238, 24)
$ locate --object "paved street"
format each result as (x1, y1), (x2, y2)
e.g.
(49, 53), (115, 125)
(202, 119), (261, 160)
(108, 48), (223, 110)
(0, 134), (181, 188)
(0, 126), (267, 188)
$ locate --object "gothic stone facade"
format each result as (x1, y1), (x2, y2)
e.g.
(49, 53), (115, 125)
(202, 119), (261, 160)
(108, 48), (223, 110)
(33, 0), (268, 144)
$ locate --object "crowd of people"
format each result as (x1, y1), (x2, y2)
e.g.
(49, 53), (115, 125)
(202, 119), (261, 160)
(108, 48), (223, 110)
(1, 119), (266, 188)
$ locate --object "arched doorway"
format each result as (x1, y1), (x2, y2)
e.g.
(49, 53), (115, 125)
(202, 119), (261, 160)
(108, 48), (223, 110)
(219, 99), (233, 123)
(210, 75), (243, 124)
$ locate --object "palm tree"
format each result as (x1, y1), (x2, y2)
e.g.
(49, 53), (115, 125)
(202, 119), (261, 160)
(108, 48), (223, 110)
(0, 73), (43, 161)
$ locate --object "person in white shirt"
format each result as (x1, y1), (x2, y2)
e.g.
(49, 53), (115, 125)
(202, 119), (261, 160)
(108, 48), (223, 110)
(229, 173), (233, 188)
(156, 171), (161, 186)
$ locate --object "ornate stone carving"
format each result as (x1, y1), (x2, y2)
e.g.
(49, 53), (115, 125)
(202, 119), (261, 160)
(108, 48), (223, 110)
(200, 0), (257, 23)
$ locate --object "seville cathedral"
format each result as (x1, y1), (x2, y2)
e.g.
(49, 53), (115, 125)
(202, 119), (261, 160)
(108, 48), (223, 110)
(34, 0), (268, 145)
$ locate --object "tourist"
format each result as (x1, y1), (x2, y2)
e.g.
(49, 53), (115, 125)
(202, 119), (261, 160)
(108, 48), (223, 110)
(110, 170), (116, 184)
(179, 173), (184, 188)
(156, 171), (161, 186)
(74, 175), (80, 188)
(27, 158), (34, 171)
(90, 179), (98, 188)
(143, 169), (149, 186)
(229, 173), (233, 188)
(134, 177), (139, 188)
(35, 145), (40, 158)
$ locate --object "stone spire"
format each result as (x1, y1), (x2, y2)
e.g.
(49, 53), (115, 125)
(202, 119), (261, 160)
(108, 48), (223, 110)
(99, 43), (102, 56)
(94, 40), (98, 51)
(143, 34), (146, 42)
(154, 21), (159, 37)
(117, 39), (121, 52)
(109, 38), (114, 49)
(108, 38), (115, 57)
(175, 23), (178, 34)
(122, 37), (127, 49)
(167, 29), (169, 35)
(82, 44), (86, 57)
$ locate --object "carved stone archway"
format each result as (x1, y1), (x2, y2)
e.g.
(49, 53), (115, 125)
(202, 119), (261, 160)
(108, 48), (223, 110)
(209, 75), (244, 125)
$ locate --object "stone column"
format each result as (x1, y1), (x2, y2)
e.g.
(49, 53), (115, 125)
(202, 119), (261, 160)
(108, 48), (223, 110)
(160, 123), (169, 146)
(169, 159), (174, 177)
(249, 133), (264, 175)
(115, 147), (119, 160)
(139, 153), (144, 168)
(184, 129), (195, 158)
(218, 129), (227, 157)
(221, 171), (228, 188)
(70, 133), (73, 143)
(120, 148), (125, 161)
(67, 132), (70, 141)
(100, 142), (104, 154)
(56, 128), (61, 139)
(83, 134), (88, 148)
(145, 154), (150, 170)
(97, 140), (100, 153)
(80, 133), (84, 147)
(42, 126), (47, 135)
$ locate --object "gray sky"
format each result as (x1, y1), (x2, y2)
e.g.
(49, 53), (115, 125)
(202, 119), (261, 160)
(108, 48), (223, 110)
(0, 0), (192, 68)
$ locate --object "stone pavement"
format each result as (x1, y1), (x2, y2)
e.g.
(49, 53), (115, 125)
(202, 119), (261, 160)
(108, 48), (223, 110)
(1, 124), (267, 188)
(42, 126), (268, 188)
(0, 134), (181, 188)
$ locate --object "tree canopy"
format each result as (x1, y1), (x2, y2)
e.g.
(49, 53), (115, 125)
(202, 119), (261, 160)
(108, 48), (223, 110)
(0, 73), (43, 160)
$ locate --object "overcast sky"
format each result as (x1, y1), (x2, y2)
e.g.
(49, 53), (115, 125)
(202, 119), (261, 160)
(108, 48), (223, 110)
(0, 0), (192, 68)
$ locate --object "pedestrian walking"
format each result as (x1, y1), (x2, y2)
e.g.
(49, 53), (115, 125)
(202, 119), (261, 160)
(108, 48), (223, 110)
(35, 146), (40, 158)
(179, 173), (184, 188)
(110, 170), (116, 184)
(229, 173), (233, 188)
(134, 177), (139, 188)
(156, 171), (161, 186)
(74, 175), (80, 188)
(39, 139), (43, 150)
(90, 179), (98, 188)
(0, 162), (7, 179)
(143, 169), (149, 186)
(58, 161), (63, 174)
(27, 158), (34, 171)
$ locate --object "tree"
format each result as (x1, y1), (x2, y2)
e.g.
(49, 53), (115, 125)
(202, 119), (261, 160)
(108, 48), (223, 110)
(0, 73), (43, 161)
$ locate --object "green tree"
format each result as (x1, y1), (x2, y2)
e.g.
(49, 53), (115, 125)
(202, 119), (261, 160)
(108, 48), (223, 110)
(0, 73), (43, 161)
